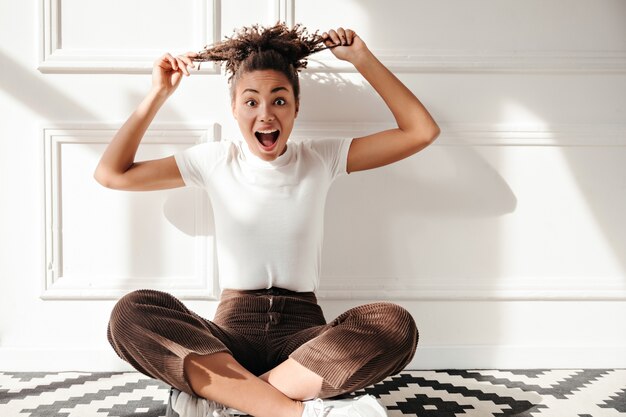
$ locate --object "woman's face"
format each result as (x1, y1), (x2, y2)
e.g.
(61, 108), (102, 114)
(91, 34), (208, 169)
(232, 70), (299, 161)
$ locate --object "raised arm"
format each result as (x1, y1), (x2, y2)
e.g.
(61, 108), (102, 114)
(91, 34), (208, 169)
(93, 52), (197, 191)
(322, 28), (440, 174)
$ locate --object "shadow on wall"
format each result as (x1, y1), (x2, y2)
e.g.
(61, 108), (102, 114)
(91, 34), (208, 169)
(163, 187), (214, 237)
(299, 70), (386, 121)
(299, 67), (518, 290)
(0, 50), (94, 120)
(323, 144), (517, 287)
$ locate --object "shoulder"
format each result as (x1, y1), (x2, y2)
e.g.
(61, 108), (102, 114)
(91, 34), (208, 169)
(299, 137), (349, 153)
(175, 140), (236, 176)
(299, 138), (353, 160)
(182, 140), (237, 160)
(198, 140), (237, 152)
(296, 138), (353, 178)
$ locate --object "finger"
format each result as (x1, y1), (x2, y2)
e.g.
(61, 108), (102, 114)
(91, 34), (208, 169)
(177, 58), (190, 76)
(176, 56), (193, 75)
(322, 32), (334, 47)
(157, 53), (171, 69)
(345, 29), (355, 44)
(327, 29), (341, 46)
(185, 51), (198, 66)
(336, 27), (347, 45)
(164, 53), (177, 70)
(179, 53), (196, 68)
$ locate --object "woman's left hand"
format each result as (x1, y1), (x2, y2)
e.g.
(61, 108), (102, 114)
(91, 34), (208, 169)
(322, 28), (368, 63)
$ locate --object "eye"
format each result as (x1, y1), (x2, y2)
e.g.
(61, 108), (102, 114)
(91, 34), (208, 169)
(245, 99), (257, 107)
(274, 98), (286, 106)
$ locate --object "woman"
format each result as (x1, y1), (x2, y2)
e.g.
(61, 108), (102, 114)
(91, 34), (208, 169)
(97, 23), (439, 417)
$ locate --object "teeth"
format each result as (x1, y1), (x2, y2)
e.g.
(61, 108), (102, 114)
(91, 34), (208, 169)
(257, 129), (278, 134)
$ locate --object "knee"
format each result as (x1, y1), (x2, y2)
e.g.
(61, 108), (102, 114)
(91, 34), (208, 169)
(108, 289), (171, 338)
(110, 289), (151, 321)
(108, 290), (143, 337)
(372, 303), (419, 353)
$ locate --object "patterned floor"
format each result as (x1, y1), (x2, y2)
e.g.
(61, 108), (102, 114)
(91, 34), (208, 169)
(0, 370), (624, 416)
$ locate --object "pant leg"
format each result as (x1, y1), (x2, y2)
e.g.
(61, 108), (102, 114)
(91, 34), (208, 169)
(107, 289), (257, 395)
(285, 302), (419, 398)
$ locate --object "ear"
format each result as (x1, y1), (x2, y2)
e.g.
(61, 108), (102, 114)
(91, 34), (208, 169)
(231, 100), (237, 120)
(295, 101), (299, 118)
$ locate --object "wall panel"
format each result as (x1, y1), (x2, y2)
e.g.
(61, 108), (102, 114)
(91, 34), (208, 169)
(42, 124), (218, 299)
(38, 0), (220, 73)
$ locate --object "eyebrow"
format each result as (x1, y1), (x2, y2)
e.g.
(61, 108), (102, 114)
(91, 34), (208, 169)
(242, 86), (289, 94)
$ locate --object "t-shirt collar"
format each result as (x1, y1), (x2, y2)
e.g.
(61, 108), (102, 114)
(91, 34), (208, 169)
(240, 140), (294, 168)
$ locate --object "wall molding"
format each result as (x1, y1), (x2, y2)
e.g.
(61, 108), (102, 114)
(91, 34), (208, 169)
(273, 0), (295, 27)
(1, 344), (624, 371)
(307, 49), (626, 73)
(411, 345), (626, 370)
(316, 277), (626, 301)
(42, 123), (219, 300)
(293, 122), (626, 147)
(38, 0), (220, 73)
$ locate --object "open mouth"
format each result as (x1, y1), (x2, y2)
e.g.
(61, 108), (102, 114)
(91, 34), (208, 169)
(254, 129), (280, 150)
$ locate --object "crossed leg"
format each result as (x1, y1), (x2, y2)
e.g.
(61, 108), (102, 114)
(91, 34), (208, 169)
(183, 353), (321, 417)
(183, 301), (419, 416)
(108, 290), (417, 417)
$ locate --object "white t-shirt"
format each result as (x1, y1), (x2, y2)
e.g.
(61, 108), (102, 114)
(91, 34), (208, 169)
(174, 138), (353, 292)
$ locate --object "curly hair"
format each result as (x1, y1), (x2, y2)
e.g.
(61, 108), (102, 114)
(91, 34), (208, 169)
(193, 22), (329, 101)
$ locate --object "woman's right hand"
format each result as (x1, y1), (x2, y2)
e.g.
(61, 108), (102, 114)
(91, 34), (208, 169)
(151, 52), (198, 97)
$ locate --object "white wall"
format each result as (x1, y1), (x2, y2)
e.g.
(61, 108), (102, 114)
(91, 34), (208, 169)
(1, 0), (625, 371)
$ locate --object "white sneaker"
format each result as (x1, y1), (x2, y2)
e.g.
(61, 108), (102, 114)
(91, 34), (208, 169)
(302, 395), (388, 417)
(167, 387), (244, 417)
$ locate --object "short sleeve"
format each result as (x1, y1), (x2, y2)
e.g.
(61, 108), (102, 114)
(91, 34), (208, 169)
(174, 142), (227, 188)
(306, 137), (353, 181)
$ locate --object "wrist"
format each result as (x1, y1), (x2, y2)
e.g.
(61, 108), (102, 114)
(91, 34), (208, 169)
(148, 87), (170, 103)
(350, 47), (376, 69)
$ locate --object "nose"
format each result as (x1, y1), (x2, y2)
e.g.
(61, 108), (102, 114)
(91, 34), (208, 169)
(259, 103), (275, 122)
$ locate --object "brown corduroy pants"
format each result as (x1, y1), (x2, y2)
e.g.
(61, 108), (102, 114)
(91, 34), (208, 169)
(107, 287), (418, 398)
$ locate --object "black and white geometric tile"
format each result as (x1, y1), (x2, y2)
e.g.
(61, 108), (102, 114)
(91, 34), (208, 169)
(1, 369), (625, 416)
(353, 370), (626, 417)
